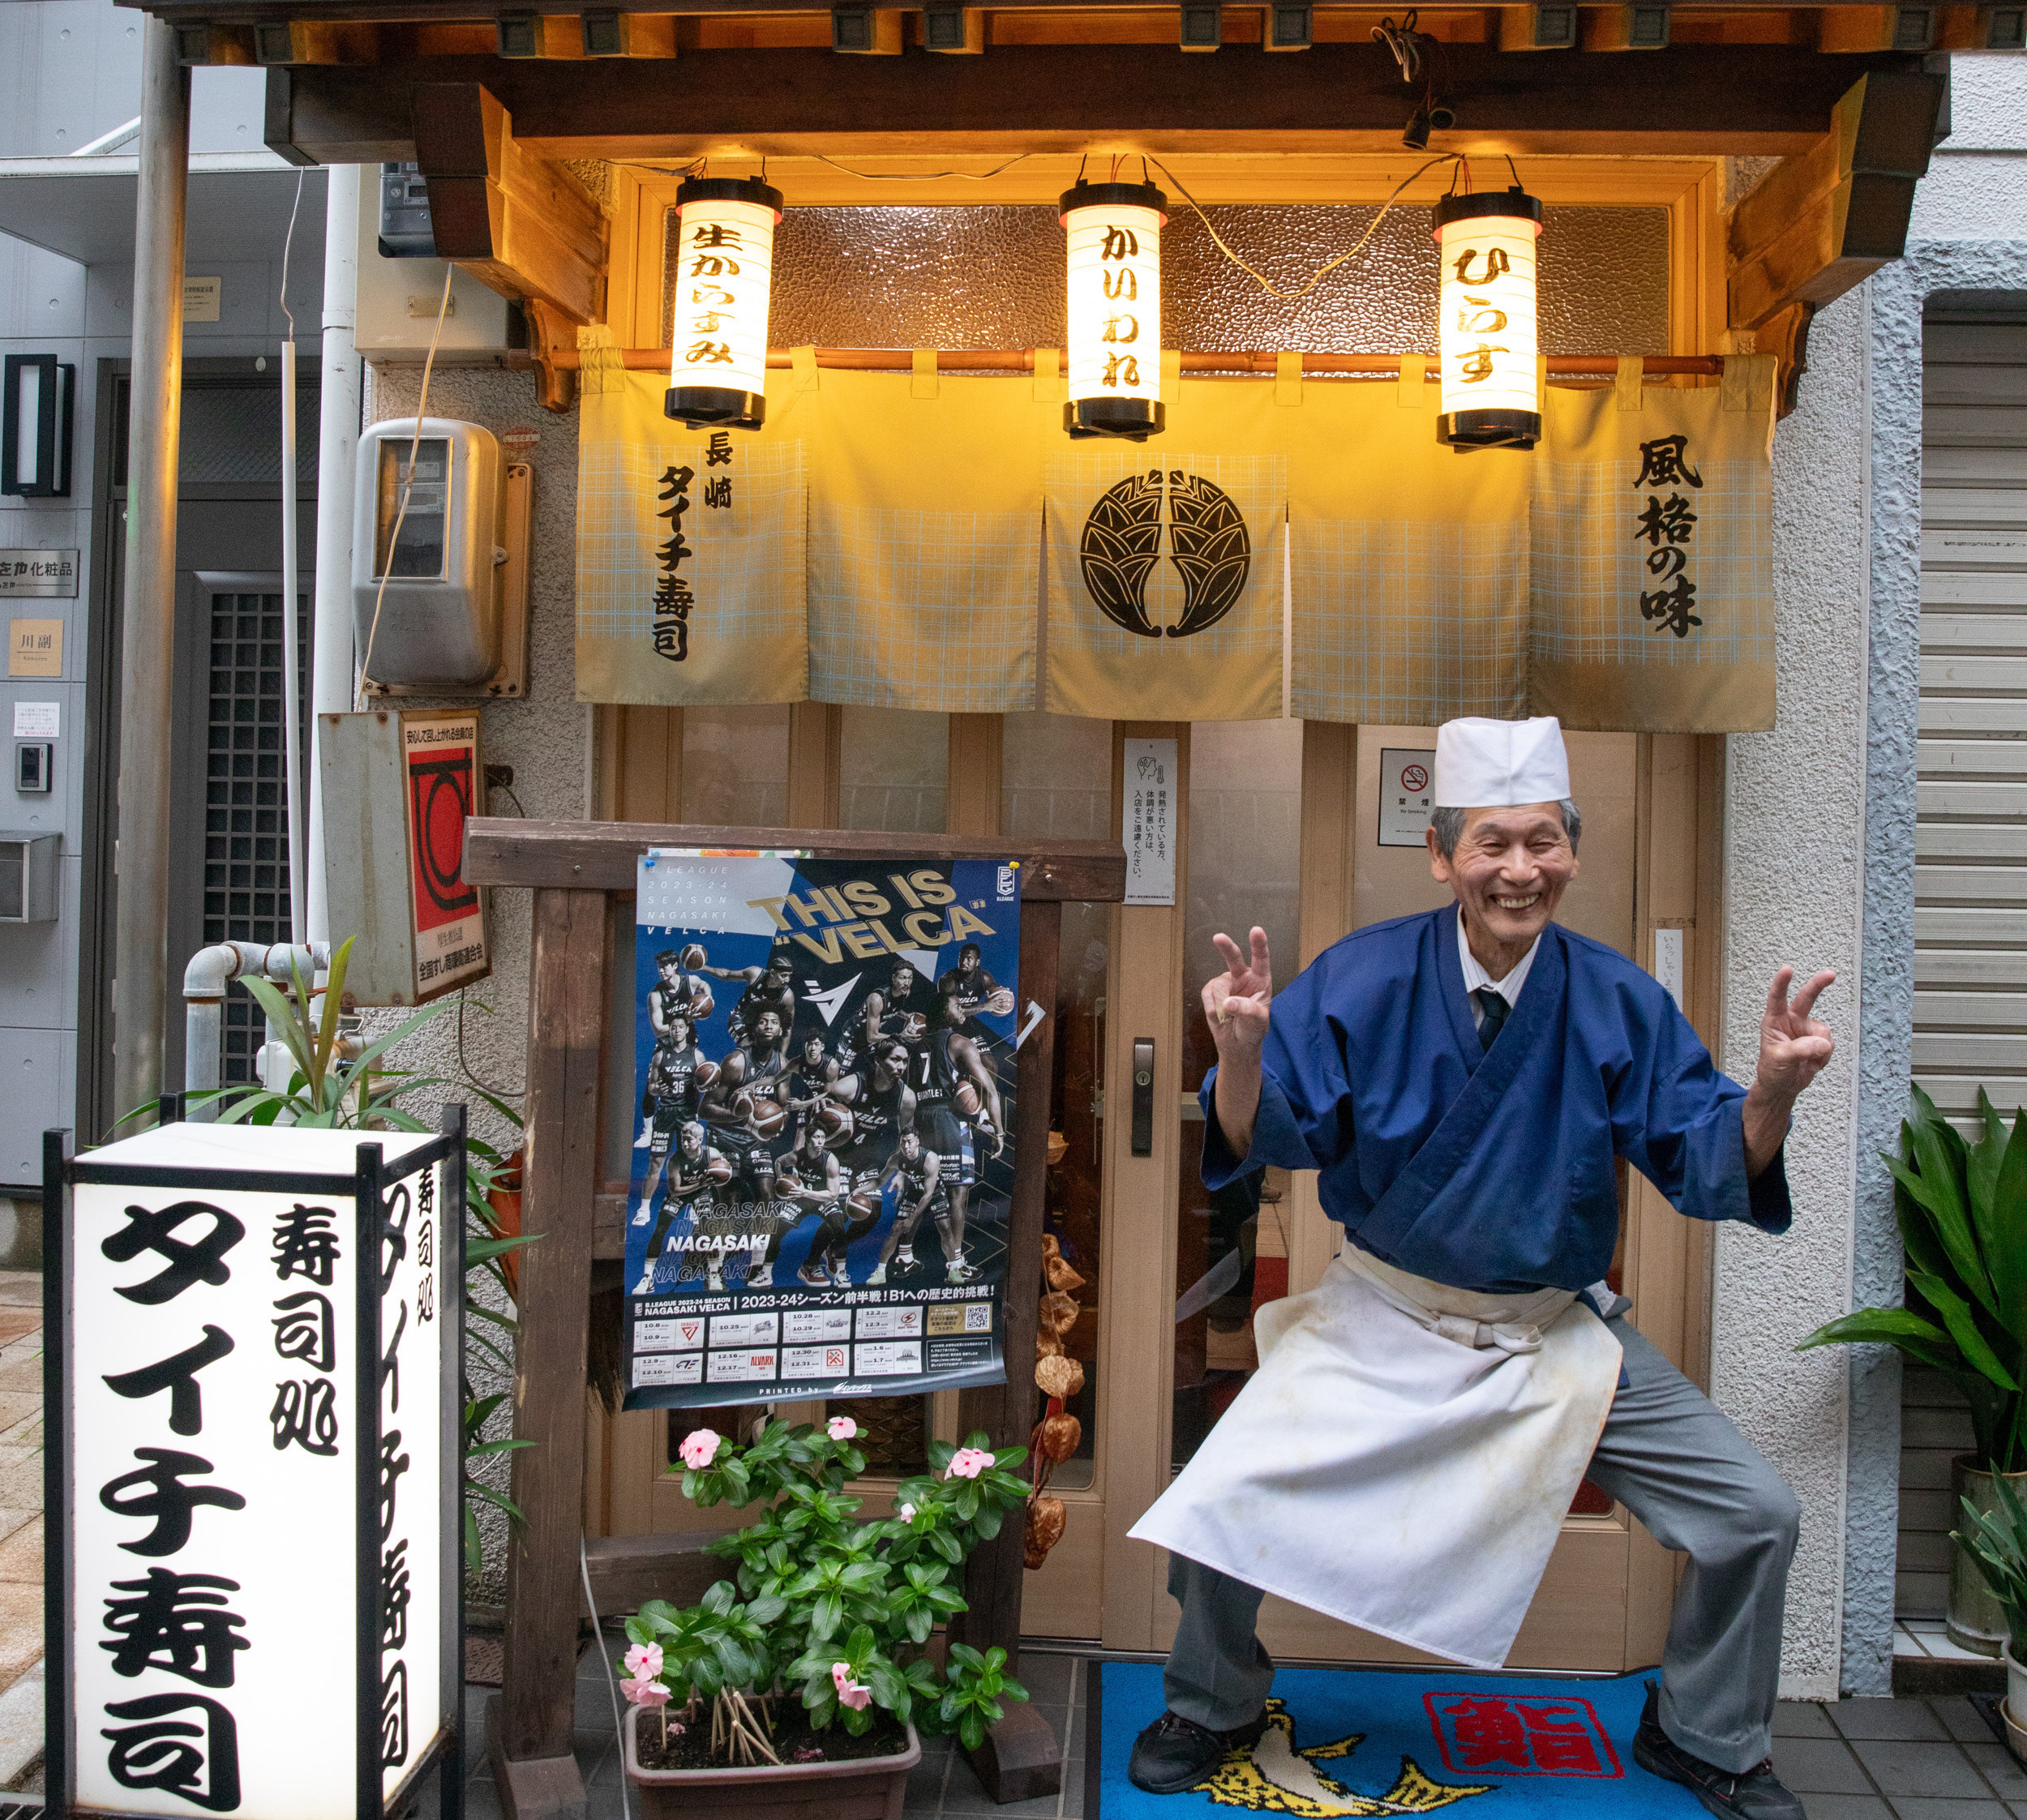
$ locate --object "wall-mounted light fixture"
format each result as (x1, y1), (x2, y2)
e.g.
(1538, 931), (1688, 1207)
(1433, 186), (1542, 451)
(1061, 180), (1166, 442)
(665, 175), (785, 432)
(2, 354), (74, 499)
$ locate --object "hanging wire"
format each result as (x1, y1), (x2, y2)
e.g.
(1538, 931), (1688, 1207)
(457, 991), (527, 1099)
(357, 265), (455, 695)
(277, 168), (306, 339)
(807, 150), (1035, 182)
(1372, 11), (1423, 80)
(1147, 151), (1462, 303)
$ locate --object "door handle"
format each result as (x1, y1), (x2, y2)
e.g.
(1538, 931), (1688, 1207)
(1131, 1038), (1155, 1157)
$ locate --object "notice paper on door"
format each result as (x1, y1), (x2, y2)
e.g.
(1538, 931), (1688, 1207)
(1125, 737), (1177, 906)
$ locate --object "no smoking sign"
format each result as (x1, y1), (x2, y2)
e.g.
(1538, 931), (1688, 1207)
(1379, 747), (1438, 848)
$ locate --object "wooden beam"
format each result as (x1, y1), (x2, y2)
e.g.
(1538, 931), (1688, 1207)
(268, 41), (1933, 164)
(410, 80), (608, 324)
(462, 816), (1129, 900)
(1726, 64), (1943, 330)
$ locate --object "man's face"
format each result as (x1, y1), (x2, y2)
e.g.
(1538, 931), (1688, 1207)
(659, 960), (680, 984)
(767, 960), (793, 987)
(891, 965), (914, 995)
(668, 1015), (692, 1047)
(1427, 803), (1578, 952)
(881, 1043), (907, 1075)
(679, 1124), (703, 1161)
(901, 1133), (920, 1163)
(756, 1011), (782, 1043)
(803, 1037), (825, 1066)
(805, 1128), (827, 1157)
(958, 947), (979, 974)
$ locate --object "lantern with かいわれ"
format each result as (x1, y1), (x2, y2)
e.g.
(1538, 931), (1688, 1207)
(1061, 180), (1166, 440)
(666, 175), (784, 432)
(1433, 186), (1543, 451)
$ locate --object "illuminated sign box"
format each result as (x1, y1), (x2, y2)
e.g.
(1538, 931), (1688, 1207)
(45, 1115), (464, 1820)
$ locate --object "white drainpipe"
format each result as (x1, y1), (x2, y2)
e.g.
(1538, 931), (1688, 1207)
(306, 162), (362, 951)
(183, 940), (332, 1117)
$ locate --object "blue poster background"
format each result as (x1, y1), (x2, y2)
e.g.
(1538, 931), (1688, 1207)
(621, 850), (1021, 1410)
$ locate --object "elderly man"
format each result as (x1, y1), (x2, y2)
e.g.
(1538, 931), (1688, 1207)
(1128, 717), (1834, 1820)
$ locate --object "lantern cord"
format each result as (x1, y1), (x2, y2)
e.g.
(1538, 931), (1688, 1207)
(1373, 11), (1423, 80)
(804, 151), (1035, 181)
(1148, 151), (1462, 303)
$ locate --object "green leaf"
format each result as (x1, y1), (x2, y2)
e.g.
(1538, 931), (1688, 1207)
(1889, 1146), (1995, 1318)
(1986, 1109), (2027, 1347)
(1913, 1270), (2021, 1391)
(1795, 1307), (1958, 1370)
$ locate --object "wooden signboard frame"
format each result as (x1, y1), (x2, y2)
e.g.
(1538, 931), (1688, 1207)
(462, 819), (1127, 1820)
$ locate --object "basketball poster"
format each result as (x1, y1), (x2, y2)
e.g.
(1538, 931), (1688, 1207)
(622, 848), (1022, 1410)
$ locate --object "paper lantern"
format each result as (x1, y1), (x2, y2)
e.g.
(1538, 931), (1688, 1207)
(1061, 180), (1166, 441)
(49, 1115), (462, 1820)
(1433, 186), (1543, 451)
(666, 176), (784, 432)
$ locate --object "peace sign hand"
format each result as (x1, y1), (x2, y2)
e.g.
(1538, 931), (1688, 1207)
(1202, 927), (1273, 1061)
(1757, 966), (1836, 1103)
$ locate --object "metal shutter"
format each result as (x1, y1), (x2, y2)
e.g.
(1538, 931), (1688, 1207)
(1915, 321), (2027, 1125)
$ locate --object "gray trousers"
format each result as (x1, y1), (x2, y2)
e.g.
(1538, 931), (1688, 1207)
(1162, 1316), (1800, 1775)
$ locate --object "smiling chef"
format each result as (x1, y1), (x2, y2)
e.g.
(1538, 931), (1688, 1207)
(1127, 716), (1835, 1820)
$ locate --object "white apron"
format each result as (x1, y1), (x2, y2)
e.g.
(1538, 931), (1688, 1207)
(1129, 1246), (1624, 1669)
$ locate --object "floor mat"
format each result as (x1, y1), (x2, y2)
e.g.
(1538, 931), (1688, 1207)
(1092, 1660), (1708, 1818)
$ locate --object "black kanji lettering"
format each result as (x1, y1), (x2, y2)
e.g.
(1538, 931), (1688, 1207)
(103, 1692), (241, 1812)
(102, 1570), (250, 1688)
(271, 1291), (335, 1372)
(103, 1326), (235, 1437)
(101, 1202), (243, 1305)
(268, 1379), (341, 1457)
(100, 1450), (246, 1557)
(1632, 433), (1703, 490)
(271, 1205), (340, 1286)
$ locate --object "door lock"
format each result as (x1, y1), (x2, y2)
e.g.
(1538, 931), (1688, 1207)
(1131, 1038), (1155, 1156)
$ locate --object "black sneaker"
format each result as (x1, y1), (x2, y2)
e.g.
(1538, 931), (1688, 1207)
(1126, 1709), (1270, 1796)
(1632, 1684), (1803, 1820)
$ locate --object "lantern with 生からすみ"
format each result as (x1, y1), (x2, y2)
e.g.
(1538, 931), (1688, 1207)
(666, 175), (784, 433)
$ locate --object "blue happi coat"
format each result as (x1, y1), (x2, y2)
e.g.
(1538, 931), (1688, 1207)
(1202, 903), (1791, 1292)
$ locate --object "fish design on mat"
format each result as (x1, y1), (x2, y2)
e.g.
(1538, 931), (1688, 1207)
(1197, 1699), (1493, 1818)
(1078, 469), (1253, 640)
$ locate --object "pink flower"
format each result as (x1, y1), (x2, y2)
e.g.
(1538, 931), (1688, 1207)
(679, 1428), (722, 1470)
(898, 1501), (917, 1522)
(832, 1662), (872, 1711)
(623, 1642), (664, 1681)
(622, 1678), (671, 1709)
(945, 1446), (993, 1480)
(827, 1415), (859, 1441)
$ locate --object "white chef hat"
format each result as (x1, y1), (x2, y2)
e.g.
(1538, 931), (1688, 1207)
(1432, 717), (1571, 807)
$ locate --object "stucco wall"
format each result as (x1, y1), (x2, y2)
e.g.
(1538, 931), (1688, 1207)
(1716, 285), (1871, 1702)
(359, 362), (585, 1593)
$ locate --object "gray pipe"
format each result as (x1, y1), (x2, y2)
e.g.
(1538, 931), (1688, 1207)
(111, 17), (190, 1133)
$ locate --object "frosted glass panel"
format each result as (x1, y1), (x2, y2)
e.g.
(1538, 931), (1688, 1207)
(841, 706), (948, 832)
(683, 704), (788, 825)
(1003, 712), (1112, 843)
(667, 203), (1669, 357)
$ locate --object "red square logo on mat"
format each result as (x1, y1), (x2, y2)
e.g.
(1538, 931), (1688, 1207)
(1423, 1692), (1624, 1778)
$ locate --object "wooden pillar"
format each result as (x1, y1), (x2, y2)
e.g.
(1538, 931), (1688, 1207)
(786, 702), (842, 827)
(490, 886), (611, 1818)
(951, 893), (1061, 1802)
(946, 713), (1005, 837)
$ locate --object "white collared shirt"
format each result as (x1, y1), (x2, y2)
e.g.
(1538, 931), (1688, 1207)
(1457, 914), (1541, 1031)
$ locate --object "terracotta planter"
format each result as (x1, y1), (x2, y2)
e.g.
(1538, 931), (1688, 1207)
(486, 1148), (525, 1303)
(621, 1706), (919, 1820)
(1948, 1455), (2027, 1658)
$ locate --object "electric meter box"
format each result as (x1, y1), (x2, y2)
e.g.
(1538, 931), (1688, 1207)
(353, 418), (506, 688)
(317, 709), (491, 1006)
(0, 832), (58, 923)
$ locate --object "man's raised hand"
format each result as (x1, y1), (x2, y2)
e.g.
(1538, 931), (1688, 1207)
(1203, 927), (1273, 1058)
(1757, 966), (1836, 1103)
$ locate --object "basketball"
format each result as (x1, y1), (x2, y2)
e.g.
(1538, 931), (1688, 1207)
(694, 1059), (720, 1091)
(745, 1096), (788, 1140)
(704, 1156), (733, 1184)
(687, 985), (715, 1021)
(847, 1188), (880, 1218)
(682, 944), (707, 970)
(985, 987), (1017, 1017)
(955, 1081), (983, 1117)
(816, 1102), (851, 1139)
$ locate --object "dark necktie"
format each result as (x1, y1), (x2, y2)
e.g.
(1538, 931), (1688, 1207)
(1473, 987), (1511, 1051)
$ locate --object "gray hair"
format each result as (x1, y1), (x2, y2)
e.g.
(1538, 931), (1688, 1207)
(1429, 799), (1582, 860)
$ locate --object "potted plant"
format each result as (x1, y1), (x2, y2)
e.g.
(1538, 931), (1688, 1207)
(615, 1414), (1031, 1818)
(1799, 1085), (2027, 1654)
(1956, 1471), (2027, 1754)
